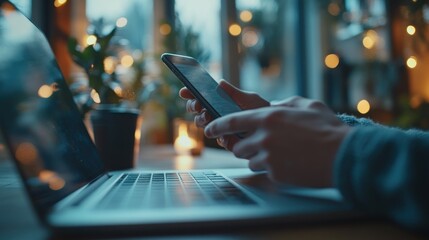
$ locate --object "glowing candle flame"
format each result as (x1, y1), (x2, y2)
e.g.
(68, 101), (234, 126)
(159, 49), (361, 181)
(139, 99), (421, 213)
(174, 123), (197, 155)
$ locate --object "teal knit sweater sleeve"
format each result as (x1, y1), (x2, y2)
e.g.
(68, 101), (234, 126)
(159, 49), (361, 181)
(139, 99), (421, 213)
(335, 115), (429, 231)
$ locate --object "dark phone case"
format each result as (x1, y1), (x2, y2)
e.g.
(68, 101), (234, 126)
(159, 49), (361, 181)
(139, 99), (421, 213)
(161, 53), (223, 119)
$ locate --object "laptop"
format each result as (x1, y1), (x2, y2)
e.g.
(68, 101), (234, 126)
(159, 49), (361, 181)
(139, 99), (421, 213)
(0, 1), (360, 235)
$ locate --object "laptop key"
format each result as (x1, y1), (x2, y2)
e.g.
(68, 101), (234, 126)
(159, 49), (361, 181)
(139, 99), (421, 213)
(96, 172), (257, 209)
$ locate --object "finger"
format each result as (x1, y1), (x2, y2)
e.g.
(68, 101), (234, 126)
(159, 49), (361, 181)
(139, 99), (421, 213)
(195, 110), (212, 128)
(204, 109), (264, 138)
(232, 133), (261, 159)
(248, 151), (268, 172)
(179, 87), (196, 100)
(218, 80), (242, 99)
(219, 80), (269, 109)
(223, 135), (240, 151)
(216, 137), (225, 148)
(186, 99), (204, 113)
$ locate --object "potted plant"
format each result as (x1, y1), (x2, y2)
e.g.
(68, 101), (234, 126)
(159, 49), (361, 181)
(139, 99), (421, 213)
(68, 25), (140, 170)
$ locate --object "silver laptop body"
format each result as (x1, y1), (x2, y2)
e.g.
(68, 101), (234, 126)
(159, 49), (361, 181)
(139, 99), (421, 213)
(0, 1), (360, 235)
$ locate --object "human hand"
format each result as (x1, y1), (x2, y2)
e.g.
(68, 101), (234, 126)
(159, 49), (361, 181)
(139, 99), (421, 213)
(204, 96), (351, 188)
(179, 80), (269, 150)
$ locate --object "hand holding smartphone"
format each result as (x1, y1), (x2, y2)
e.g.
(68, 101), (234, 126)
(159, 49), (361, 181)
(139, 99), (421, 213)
(161, 53), (243, 119)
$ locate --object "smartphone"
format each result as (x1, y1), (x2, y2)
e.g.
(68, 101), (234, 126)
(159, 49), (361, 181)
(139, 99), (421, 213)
(161, 53), (243, 119)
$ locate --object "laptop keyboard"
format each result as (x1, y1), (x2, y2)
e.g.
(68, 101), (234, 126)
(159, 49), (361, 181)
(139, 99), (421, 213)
(97, 171), (257, 209)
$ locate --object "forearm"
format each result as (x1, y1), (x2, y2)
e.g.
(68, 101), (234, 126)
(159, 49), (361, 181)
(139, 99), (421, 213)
(334, 126), (429, 231)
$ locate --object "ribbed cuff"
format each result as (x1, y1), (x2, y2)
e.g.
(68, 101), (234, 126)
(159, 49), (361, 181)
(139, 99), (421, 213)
(333, 126), (360, 204)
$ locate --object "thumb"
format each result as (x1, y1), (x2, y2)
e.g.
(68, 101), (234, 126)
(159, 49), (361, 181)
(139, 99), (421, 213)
(219, 80), (269, 109)
(219, 80), (250, 103)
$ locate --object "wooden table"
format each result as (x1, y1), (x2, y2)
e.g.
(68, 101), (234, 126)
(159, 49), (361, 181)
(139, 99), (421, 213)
(0, 145), (425, 239)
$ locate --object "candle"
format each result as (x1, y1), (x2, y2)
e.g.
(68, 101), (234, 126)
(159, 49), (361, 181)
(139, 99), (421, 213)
(173, 118), (204, 156)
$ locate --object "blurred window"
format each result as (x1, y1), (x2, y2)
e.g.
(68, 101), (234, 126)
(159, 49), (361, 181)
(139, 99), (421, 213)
(236, 0), (298, 101)
(175, 0), (222, 80)
(86, 0), (153, 51)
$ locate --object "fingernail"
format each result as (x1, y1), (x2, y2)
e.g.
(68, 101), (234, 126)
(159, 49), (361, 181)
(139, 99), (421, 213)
(216, 137), (225, 147)
(204, 125), (213, 137)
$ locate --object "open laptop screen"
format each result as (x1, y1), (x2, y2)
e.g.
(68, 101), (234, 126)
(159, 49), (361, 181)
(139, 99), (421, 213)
(0, 2), (105, 214)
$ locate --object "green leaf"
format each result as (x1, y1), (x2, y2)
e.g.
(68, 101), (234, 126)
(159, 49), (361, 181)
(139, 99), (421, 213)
(67, 38), (87, 68)
(99, 27), (117, 52)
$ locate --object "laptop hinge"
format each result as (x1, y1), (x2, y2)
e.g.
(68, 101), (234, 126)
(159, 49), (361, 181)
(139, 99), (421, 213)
(69, 174), (112, 207)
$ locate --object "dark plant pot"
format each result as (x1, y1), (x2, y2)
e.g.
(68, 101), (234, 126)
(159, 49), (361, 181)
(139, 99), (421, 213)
(90, 106), (140, 171)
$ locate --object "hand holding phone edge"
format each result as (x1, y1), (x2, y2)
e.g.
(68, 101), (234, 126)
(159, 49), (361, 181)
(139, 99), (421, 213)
(162, 53), (245, 119)
(161, 53), (270, 149)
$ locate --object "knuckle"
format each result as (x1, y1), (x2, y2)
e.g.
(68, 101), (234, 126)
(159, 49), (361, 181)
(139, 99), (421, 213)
(286, 96), (303, 105)
(307, 99), (325, 110)
(194, 115), (206, 128)
(225, 116), (240, 128)
(261, 109), (284, 128)
(259, 134), (272, 149)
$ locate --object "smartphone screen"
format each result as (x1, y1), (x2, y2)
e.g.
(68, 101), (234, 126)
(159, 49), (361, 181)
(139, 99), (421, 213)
(161, 53), (242, 118)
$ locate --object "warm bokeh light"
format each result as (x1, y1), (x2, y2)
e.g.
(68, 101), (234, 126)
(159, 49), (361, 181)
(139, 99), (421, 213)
(54, 0), (67, 8)
(367, 30), (377, 36)
(39, 170), (56, 183)
(363, 30), (378, 49)
(159, 23), (172, 36)
(357, 99), (371, 114)
(113, 86), (123, 97)
(116, 17), (128, 28)
(363, 36), (375, 49)
(328, 3), (341, 16)
(90, 89), (101, 103)
(86, 35), (97, 46)
(242, 30), (259, 47)
(407, 25), (416, 35)
(15, 142), (38, 164)
(39, 170), (65, 191)
(38, 85), (53, 98)
(120, 55), (134, 68)
(104, 57), (116, 74)
(49, 177), (65, 191)
(240, 10), (253, 22)
(325, 54), (340, 69)
(229, 24), (242, 36)
(407, 56), (418, 69)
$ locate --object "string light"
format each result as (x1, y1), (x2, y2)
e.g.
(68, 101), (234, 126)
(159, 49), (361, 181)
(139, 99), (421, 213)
(362, 30), (378, 49)
(407, 25), (416, 35)
(90, 89), (101, 103)
(407, 56), (418, 69)
(104, 57), (116, 74)
(325, 54), (340, 69)
(240, 10), (253, 22)
(229, 24), (242, 36)
(357, 100), (371, 114)
(159, 23), (172, 36)
(38, 85), (53, 98)
(116, 17), (128, 28)
(86, 35), (97, 46)
(120, 55), (134, 68)
(54, 0), (67, 8)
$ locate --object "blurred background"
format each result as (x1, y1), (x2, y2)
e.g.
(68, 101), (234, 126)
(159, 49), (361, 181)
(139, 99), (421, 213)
(1, 0), (429, 151)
